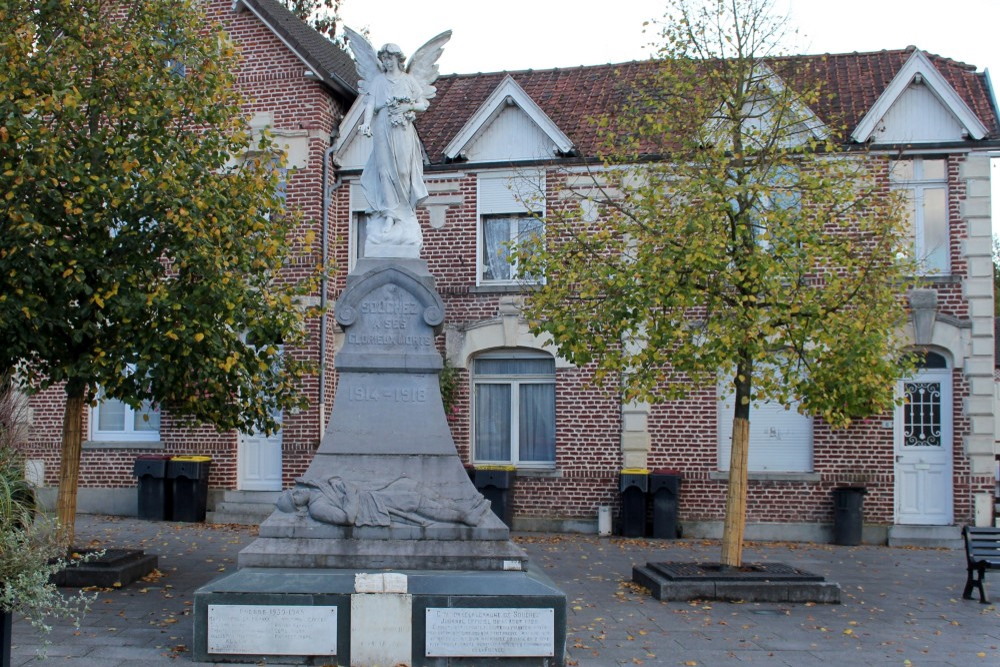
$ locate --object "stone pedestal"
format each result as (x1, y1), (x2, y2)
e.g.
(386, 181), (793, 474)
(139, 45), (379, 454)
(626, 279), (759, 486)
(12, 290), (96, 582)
(192, 566), (566, 665)
(194, 258), (565, 664)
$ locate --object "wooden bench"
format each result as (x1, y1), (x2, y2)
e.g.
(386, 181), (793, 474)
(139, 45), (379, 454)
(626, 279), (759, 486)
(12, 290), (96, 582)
(962, 526), (1000, 603)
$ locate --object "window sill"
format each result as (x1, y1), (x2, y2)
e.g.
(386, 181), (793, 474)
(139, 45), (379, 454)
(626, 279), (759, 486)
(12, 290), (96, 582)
(910, 274), (959, 285)
(83, 440), (164, 451)
(710, 471), (820, 483)
(470, 283), (541, 294)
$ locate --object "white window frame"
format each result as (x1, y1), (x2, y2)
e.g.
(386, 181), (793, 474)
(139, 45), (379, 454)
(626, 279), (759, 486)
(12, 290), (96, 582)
(471, 350), (556, 469)
(348, 181), (369, 271)
(476, 170), (545, 287)
(890, 158), (949, 276)
(90, 392), (160, 443)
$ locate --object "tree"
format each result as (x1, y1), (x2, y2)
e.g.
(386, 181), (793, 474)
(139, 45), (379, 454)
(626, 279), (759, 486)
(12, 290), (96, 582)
(517, 0), (916, 566)
(0, 0), (319, 543)
(282, 0), (342, 38)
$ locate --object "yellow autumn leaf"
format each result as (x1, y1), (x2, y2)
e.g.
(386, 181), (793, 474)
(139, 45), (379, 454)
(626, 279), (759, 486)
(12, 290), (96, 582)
(193, 332), (205, 342)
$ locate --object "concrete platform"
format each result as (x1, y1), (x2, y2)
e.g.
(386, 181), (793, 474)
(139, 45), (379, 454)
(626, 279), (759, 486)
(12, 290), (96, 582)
(192, 565), (566, 665)
(633, 561), (842, 603)
(52, 548), (158, 589)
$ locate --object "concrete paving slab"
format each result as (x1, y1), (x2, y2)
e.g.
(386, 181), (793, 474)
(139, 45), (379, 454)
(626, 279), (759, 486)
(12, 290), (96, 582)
(7, 516), (1000, 666)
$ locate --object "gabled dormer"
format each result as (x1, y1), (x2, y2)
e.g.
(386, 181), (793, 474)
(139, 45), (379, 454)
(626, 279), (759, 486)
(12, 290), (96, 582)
(443, 76), (574, 163)
(851, 50), (988, 144)
(332, 99), (371, 170)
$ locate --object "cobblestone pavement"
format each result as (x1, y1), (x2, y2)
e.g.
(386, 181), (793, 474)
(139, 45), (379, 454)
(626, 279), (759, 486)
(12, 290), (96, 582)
(8, 515), (1000, 666)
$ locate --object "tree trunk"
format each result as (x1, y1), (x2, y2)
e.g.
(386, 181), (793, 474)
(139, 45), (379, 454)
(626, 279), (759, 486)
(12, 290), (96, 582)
(721, 354), (753, 568)
(721, 416), (749, 567)
(56, 388), (85, 547)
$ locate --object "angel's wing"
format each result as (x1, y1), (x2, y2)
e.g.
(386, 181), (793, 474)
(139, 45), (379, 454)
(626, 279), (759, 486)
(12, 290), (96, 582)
(343, 26), (379, 95)
(406, 30), (452, 100)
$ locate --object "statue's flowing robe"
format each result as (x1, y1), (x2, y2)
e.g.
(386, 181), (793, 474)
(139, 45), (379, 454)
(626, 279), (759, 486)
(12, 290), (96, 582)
(360, 72), (429, 220)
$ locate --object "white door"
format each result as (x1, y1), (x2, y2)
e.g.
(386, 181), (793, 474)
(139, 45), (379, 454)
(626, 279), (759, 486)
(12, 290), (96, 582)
(237, 410), (283, 491)
(894, 368), (952, 525)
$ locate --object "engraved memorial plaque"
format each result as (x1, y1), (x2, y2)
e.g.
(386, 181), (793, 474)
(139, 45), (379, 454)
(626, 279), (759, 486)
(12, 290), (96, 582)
(207, 604), (337, 656)
(425, 607), (555, 657)
(351, 594), (413, 666)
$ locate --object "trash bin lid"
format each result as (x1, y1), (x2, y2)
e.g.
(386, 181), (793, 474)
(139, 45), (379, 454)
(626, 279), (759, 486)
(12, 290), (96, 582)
(171, 455), (212, 462)
(136, 454), (172, 460)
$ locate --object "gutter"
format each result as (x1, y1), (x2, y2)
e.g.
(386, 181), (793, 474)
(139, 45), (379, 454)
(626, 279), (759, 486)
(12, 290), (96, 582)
(318, 144), (342, 438)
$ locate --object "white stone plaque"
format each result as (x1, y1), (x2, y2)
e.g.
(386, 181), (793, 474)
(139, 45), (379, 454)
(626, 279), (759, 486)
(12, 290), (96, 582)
(425, 607), (554, 657)
(208, 604), (337, 656)
(351, 593), (412, 667)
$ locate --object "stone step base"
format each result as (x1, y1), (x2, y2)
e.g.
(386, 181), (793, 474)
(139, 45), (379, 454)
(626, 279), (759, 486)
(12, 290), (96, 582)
(887, 524), (963, 549)
(206, 490), (282, 525)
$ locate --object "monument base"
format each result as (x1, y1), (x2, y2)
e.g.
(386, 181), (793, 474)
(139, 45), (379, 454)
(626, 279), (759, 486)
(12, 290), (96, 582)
(192, 566), (566, 666)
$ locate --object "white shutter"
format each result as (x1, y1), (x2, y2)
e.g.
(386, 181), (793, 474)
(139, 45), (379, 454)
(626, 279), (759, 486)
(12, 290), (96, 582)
(717, 390), (813, 472)
(478, 170), (545, 214)
(349, 181), (368, 212)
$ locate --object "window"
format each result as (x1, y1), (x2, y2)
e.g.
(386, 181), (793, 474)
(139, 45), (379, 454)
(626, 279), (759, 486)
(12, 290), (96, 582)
(717, 386), (813, 473)
(91, 391), (160, 443)
(480, 214), (543, 283)
(477, 170), (545, 286)
(890, 158), (948, 275)
(473, 350), (556, 467)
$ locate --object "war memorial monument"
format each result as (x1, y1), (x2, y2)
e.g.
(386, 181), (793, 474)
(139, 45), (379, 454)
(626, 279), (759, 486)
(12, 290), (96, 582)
(192, 28), (567, 665)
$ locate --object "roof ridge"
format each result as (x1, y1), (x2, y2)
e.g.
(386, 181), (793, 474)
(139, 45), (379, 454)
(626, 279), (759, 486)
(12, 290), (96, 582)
(436, 60), (648, 80)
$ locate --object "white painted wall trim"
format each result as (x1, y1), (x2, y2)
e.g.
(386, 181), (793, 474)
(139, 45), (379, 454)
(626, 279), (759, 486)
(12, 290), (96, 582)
(444, 75), (574, 160)
(852, 50), (988, 143)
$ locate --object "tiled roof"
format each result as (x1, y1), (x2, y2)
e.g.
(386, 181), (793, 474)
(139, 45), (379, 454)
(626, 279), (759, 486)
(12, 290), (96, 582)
(240, 0), (359, 100)
(416, 47), (999, 165)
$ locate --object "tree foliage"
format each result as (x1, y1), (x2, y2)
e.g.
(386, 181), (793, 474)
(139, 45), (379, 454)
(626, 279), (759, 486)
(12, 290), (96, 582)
(282, 0), (342, 38)
(0, 0), (320, 538)
(517, 0), (916, 565)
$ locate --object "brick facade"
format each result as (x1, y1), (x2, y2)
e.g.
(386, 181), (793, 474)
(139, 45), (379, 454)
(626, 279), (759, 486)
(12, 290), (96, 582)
(20, 6), (998, 543)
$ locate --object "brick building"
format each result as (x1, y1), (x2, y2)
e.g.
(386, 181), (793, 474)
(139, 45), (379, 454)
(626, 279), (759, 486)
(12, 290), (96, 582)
(22, 3), (1000, 544)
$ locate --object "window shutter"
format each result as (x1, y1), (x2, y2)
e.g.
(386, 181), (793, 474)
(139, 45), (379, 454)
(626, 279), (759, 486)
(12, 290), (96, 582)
(717, 393), (813, 472)
(478, 171), (544, 214)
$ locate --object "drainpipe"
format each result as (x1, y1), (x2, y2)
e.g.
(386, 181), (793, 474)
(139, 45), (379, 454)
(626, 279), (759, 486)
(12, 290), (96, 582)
(318, 143), (342, 439)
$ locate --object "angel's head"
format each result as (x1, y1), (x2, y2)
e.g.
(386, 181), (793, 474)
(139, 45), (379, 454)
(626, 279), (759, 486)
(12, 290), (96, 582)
(377, 43), (406, 71)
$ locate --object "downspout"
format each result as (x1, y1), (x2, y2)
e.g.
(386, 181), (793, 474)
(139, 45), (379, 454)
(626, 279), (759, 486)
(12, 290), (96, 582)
(319, 143), (342, 439)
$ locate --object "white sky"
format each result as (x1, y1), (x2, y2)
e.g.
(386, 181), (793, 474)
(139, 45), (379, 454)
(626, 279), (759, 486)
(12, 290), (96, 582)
(338, 0), (1000, 234)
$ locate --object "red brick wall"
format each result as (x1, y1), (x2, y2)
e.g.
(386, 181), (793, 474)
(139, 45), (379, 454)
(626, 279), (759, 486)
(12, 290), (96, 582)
(23, 0), (344, 493)
(22, 8), (990, 535)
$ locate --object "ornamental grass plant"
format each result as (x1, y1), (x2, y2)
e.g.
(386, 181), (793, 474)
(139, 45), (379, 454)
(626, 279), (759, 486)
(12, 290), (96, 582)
(0, 373), (94, 642)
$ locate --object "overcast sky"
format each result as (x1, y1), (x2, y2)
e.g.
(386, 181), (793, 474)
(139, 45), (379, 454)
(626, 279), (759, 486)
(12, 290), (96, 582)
(337, 0), (1000, 233)
(338, 0), (998, 75)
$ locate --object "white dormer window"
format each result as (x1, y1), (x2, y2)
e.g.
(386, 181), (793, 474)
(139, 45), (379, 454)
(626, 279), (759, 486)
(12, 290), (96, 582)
(890, 158), (949, 276)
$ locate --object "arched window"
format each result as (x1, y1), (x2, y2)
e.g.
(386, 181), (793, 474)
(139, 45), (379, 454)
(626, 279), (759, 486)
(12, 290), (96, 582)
(472, 349), (555, 468)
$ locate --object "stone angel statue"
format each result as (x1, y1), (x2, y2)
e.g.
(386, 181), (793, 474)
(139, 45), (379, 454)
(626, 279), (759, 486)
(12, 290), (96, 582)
(344, 27), (452, 258)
